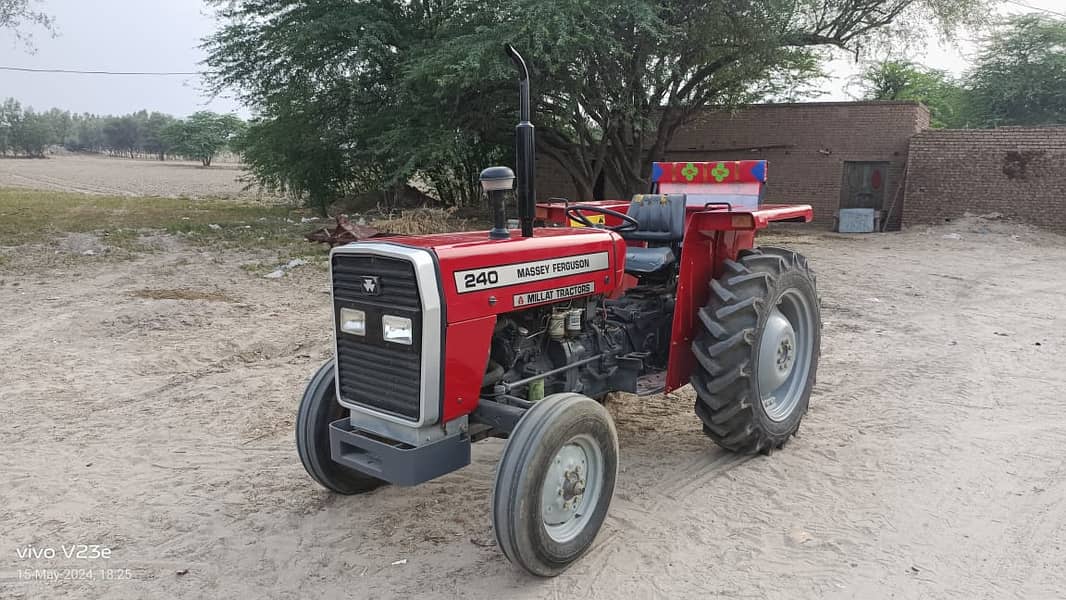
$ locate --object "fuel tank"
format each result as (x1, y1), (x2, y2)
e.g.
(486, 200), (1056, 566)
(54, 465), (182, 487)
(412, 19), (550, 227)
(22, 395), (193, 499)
(386, 227), (628, 323)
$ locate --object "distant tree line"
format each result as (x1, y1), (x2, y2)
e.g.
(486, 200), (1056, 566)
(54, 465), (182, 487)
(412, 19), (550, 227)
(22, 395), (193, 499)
(0, 101), (245, 166)
(855, 15), (1066, 129)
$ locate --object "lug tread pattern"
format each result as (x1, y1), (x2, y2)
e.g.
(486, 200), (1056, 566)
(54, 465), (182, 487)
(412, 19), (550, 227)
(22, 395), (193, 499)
(689, 247), (819, 454)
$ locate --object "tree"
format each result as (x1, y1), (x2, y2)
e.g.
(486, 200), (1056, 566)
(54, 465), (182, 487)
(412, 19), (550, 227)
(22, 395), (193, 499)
(0, 100), (54, 157)
(232, 113), (368, 214)
(141, 111), (177, 160)
(853, 59), (973, 127)
(966, 14), (1066, 127)
(0, 98), (21, 156)
(103, 115), (142, 158)
(163, 111), (244, 166)
(206, 0), (988, 205)
(0, 0), (54, 47)
(70, 113), (106, 153)
(42, 108), (72, 146)
(11, 109), (53, 157)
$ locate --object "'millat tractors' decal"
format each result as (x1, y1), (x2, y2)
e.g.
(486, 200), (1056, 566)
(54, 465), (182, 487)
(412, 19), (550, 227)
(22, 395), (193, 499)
(453, 252), (609, 293)
(513, 282), (595, 307)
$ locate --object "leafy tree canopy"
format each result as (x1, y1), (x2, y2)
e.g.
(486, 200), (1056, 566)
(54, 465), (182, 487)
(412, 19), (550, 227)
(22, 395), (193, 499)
(0, 99), (52, 157)
(205, 0), (989, 207)
(968, 14), (1066, 127)
(853, 59), (974, 127)
(163, 111), (245, 167)
(0, 0), (54, 47)
(854, 15), (1066, 129)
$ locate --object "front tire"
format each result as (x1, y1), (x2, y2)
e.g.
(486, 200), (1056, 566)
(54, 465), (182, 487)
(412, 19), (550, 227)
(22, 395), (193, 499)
(492, 393), (618, 577)
(296, 360), (386, 495)
(691, 247), (820, 454)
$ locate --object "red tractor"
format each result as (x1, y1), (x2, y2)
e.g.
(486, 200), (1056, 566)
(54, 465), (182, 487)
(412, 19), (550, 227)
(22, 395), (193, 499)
(296, 46), (821, 576)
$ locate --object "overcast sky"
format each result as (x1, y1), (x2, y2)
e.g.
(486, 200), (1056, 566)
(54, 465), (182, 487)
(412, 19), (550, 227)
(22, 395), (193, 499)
(0, 0), (1062, 118)
(0, 0), (243, 117)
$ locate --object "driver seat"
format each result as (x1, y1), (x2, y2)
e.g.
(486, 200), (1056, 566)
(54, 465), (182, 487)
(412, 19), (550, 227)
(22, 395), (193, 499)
(622, 194), (686, 275)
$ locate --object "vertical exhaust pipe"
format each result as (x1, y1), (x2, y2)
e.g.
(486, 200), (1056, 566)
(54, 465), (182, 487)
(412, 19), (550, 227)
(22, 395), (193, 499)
(506, 45), (536, 238)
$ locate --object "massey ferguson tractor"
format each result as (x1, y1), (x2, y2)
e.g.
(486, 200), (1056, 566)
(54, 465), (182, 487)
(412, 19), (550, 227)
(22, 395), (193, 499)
(296, 46), (821, 576)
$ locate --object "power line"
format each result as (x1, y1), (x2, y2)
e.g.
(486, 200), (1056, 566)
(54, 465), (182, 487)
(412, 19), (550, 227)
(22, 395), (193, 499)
(0, 66), (199, 76)
(1003, 0), (1066, 18)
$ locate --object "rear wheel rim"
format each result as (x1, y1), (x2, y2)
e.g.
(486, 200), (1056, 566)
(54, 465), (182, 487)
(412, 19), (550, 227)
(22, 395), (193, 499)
(757, 287), (815, 422)
(540, 434), (604, 544)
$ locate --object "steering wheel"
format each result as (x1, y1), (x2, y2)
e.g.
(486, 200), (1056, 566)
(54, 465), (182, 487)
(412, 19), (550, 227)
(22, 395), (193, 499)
(565, 205), (640, 233)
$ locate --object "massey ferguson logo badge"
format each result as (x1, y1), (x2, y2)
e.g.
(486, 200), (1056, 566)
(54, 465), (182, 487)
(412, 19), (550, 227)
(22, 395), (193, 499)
(360, 276), (380, 295)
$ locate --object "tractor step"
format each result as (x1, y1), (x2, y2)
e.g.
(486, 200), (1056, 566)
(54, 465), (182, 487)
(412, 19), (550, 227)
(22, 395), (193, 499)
(635, 372), (666, 396)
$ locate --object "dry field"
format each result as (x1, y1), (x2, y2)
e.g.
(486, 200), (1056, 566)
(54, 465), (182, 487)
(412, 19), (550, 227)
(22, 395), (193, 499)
(0, 154), (260, 199)
(1, 185), (1065, 599)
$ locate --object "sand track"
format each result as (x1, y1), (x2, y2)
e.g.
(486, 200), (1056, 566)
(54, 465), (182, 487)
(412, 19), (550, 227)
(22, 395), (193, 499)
(2, 218), (1065, 599)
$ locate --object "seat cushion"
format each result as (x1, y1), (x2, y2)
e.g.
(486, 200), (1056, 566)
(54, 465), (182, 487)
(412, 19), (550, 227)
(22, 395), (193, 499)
(625, 246), (676, 274)
(623, 194), (686, 242)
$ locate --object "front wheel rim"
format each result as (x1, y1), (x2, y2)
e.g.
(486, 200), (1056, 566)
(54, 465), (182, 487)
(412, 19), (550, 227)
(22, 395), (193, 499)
(540, 434), (605, 544)
(757, 287), (816, 422)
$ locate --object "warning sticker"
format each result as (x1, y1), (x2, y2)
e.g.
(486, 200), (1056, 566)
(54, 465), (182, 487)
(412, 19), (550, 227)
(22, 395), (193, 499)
(513, 281), (595, 308)
(570, 214), (606, 228)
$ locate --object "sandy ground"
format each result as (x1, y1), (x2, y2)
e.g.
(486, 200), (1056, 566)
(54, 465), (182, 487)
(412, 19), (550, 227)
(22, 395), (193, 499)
(0, 155), (257, 198)
(1, 217), (1065, 599)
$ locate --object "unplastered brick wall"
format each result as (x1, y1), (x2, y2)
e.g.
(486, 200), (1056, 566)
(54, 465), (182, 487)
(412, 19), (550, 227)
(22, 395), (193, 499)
(536, 101), (930, 229)
(903, 128), (1066, 231)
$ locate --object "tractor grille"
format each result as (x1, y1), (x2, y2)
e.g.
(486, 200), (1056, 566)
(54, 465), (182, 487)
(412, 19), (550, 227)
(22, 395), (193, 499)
(332, 254), (423, 421)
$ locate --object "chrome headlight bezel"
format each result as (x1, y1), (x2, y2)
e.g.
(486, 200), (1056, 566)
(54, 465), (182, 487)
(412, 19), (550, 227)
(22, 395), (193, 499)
(381, 314), (414, 345)
(339, 307), (367, 336)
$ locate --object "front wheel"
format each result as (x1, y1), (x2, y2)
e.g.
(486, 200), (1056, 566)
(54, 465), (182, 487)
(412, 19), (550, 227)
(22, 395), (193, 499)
(492, 393), (618, 577)
(691, 247), (821, 454)
(296, 360), (386, 495)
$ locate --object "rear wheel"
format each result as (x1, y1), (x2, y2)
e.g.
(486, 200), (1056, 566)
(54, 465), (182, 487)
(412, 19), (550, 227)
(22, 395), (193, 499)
(492, 393), (618, 577)
(691, 247), (820, 453)
(296, 360), (386, 494)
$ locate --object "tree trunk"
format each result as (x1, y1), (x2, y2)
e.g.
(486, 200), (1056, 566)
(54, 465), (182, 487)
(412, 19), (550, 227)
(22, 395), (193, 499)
(571, 176), (594, 202)
(537, 141), (596, 202)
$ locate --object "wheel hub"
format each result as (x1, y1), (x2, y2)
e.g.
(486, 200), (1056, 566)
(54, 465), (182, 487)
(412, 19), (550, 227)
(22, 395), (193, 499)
(758, 308), (797, 393)
(539, 433), (605, 544)
(542, 445), (587, 525)
(755, 289), (816, 423)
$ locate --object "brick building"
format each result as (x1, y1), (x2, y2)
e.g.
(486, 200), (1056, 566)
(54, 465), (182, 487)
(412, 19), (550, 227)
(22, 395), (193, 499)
(903, 128), (1066, 230)
(537, 101), (931, 230)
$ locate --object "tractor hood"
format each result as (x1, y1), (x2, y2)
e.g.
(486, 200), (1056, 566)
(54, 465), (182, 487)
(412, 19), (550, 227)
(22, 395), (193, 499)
(363, 227), (628, 323)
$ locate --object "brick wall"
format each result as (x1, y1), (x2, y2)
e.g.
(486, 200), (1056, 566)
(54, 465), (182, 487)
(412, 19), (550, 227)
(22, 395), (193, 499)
(536, 152), (575, 202)
(903, 128), (1066, 230)
(537, 101), (930, 229)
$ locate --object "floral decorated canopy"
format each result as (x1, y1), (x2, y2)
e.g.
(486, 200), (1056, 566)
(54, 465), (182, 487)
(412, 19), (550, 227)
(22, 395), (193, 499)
(651, 160), (768, 185)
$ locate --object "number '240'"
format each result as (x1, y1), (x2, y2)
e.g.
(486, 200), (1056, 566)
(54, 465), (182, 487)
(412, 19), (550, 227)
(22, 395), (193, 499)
(463, 271), (499, 288)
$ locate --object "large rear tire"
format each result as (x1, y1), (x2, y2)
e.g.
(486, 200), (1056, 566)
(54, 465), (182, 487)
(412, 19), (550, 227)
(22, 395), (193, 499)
(691, 247), (820, 454)
(296, 360), (386, 495)
(492, 393), (618, 577)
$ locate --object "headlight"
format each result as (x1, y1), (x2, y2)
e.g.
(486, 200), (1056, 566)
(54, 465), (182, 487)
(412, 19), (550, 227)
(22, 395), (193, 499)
(382, 315), (413, 345)
(339, 308), (366, 336)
